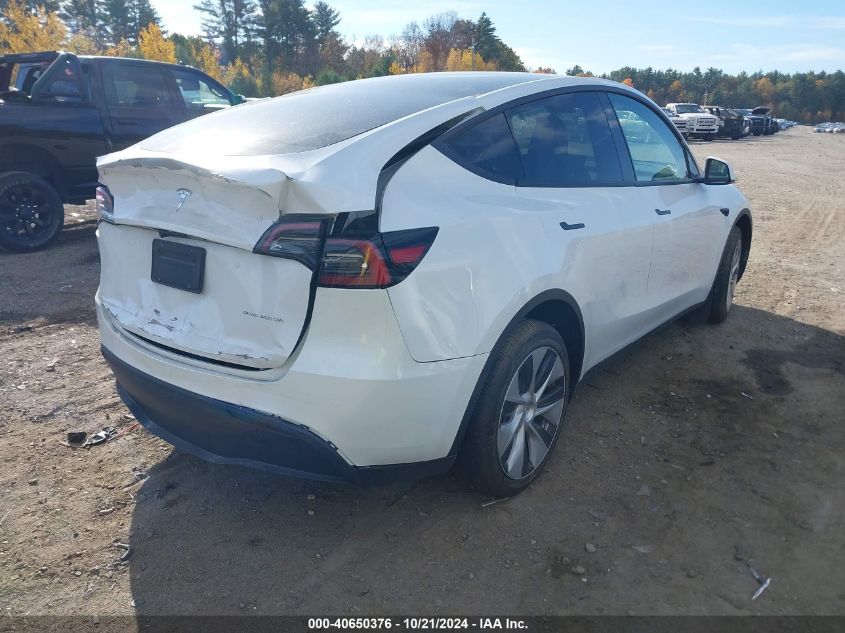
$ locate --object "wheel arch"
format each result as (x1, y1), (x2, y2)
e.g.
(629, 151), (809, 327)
(0, 143), (67, 201)
(447, 288), (586, 457)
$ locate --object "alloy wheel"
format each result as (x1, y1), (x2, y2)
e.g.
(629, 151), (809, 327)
(497, 347), (566, 480)
(0, 184), (55, 245)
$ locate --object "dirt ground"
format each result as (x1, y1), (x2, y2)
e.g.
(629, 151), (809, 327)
(1, 128), (843, 618)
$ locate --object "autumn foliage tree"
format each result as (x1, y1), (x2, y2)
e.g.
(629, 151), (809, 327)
(0, 0), (66, 52)
(138, 22), (175, 63)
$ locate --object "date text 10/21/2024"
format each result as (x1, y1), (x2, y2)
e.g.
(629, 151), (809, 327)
(308, 618), (529, 630)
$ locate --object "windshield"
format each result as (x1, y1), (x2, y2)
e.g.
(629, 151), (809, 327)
(142, 72), (539, 156)
(674, 104), (704, 114)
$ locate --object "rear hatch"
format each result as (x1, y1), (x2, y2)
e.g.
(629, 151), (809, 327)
(97, 157), (321, 370)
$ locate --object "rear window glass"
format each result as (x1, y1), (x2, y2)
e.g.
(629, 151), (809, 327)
(443, 113), (523, 183)
(142, 73), (540, 156)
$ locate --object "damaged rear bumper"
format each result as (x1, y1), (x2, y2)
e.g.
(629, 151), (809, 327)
(103, 347), (454, 485)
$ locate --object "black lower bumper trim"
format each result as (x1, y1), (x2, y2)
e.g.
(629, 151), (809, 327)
(102, 347), (454, 485)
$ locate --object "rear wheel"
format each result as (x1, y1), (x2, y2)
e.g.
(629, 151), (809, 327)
(0, 172), (64, 253)
(707, 227), (743, 323)
(458, 320), (570, 497)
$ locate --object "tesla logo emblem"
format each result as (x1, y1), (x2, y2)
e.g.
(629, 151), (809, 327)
(175, 188), (192, 212)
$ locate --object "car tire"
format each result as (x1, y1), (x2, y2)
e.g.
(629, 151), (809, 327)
(458, 319), (570, 498)
(707, 227), (743, 324)
(0, 172), (64, 253)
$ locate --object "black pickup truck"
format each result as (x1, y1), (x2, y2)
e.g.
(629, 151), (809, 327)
(0, 51), (243, 252)
(703, 106), (746, 140)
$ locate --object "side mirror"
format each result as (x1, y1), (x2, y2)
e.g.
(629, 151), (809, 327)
(704, 157), (734, 184)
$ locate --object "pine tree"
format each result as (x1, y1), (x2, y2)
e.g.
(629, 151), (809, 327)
(59, 0), (104, 46)
(100, 0), (160, 46)
(473, 12), (523, 72)
(194, 0), (256, 63)
(256, 0), (315, 75)
(310, 1), (339, 41)
(101, 0), (130, 45)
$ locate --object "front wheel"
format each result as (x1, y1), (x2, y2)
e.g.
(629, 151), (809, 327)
(458, 320), (570, 497)
(0, 172), (64, 253)
(708, 227), (743, 323)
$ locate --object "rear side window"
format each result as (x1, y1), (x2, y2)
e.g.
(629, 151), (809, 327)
(505, 92), (623, 187)
(101, 64), (174, 109)
(608, 93), (689, 182)
(443, 113), (522, 183)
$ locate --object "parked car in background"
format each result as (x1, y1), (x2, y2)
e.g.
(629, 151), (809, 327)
(664, 103), (719, 140)
(735, 108), (766, 136)
(96, 73), (752, 496)
(703, 106), (745, 140)
(750, 106), (777, 134)
(0, 51), (244, 252)
(661, 106), (689, 139)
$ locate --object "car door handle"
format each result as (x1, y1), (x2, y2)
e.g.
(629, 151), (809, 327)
(720, 207), (730, 216)
(560, 222), (585, 231)
(654, 208), (672, 216)
(115, 118), (138, 125)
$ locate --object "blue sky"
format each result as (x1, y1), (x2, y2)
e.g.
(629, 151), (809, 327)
(151, 0), (845, 73)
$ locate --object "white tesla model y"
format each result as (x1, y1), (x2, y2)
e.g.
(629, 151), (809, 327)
(95, 72), (751, 496)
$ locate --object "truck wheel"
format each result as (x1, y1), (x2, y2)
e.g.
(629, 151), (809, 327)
(0, 172), (64, 253)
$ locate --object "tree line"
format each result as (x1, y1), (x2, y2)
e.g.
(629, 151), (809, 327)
(2, 0), (843, 122)
(584, 65), (845, 124)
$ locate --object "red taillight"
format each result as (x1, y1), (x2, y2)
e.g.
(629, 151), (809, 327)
(254, 217), (437, 288)
(253, 217), (326, 269)
(318, 227), (438, 289)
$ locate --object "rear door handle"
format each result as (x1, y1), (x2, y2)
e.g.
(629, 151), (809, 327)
(560, 222), (585, 231)
(115, 118), (139, 126)
(655, 208), (672, 216)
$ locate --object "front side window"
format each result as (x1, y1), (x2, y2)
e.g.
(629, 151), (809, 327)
(34, 58), (83, 103)
(504, 92), (623, 187)
(172, 68), (233, 111)
(442, 113), (523, 183)
(609, 93), (689, 183)
(102, 64), (174, 109)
